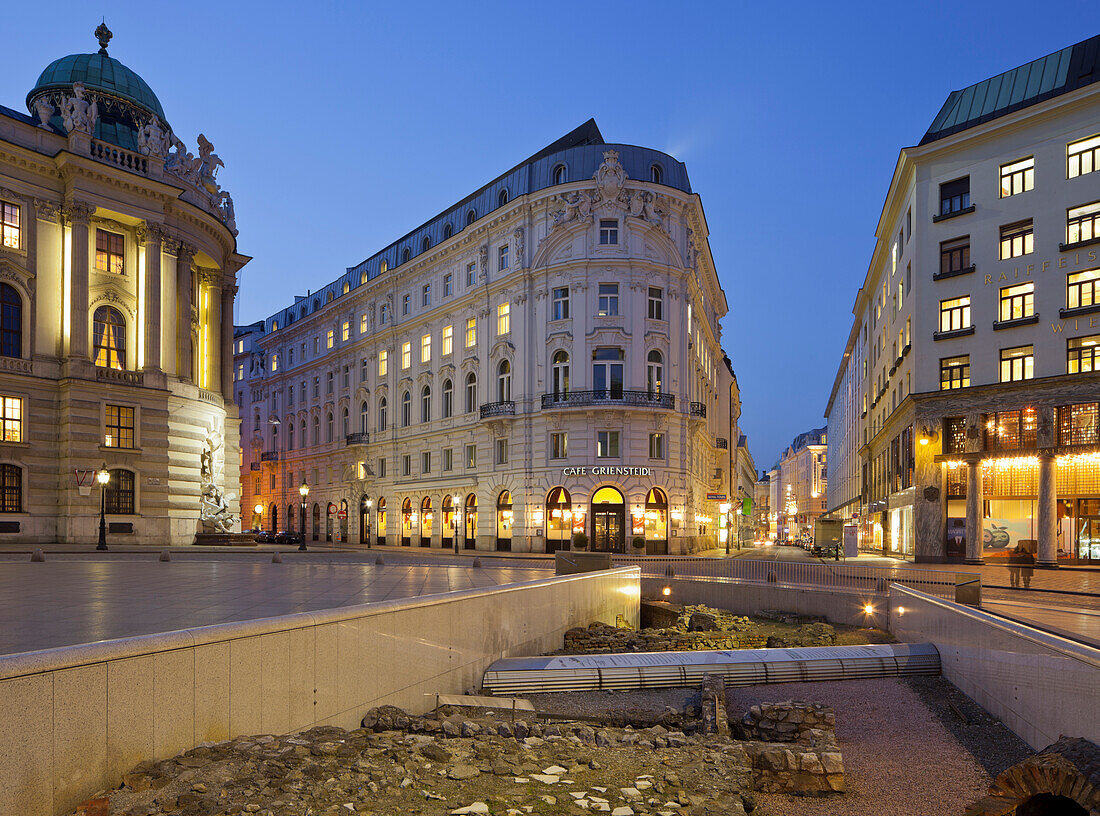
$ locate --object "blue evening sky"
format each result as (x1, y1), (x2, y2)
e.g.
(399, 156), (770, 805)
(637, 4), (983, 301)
(1, 1), (1089, 467)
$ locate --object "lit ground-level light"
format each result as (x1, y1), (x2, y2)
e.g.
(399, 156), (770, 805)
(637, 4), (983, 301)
(662, 586), (671, 597)
(897, 606), (906, 615)
(863, 604), (875, 615)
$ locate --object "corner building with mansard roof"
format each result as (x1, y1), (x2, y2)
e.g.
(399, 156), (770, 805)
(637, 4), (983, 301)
(0, 27), (247, 544)
(237, 120), (743, 553)
(825, 35), (1100, 564)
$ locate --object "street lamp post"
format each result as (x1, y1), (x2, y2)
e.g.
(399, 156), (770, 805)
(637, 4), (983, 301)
(365, 497), (373, 548)
(452, 494), (461, 554)
(96, 463), (110, 551)
(298, 481), (310, 551)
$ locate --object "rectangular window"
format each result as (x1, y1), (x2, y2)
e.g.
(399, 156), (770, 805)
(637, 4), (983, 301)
(466, 262), (476, 287)
(0, 396), (22, 442)
(939, 296), (971, 332)
(421, 333), (431, 363)
(550, 432), (567, 460)
(270, 354), (278, 373)
(326, 372), (333, 394)
(360, 313), (368, 334)
(0, 463), (19, 512)
(1, 201), (19, 249)
(378, 349), (388, 376)
(599, 219), (618, 245)
(342, 366), (349, 388)
(1068, 334), (1100, 374)
(443, 273), (453, 297)
(442, 447), (453, 471)
(1067, 269), (1100, 310)
(442, 325), (453, 355)
(999, 282), (1035, 321)
(380, 303), (389, 325)
(422, 283), (430, 307)
(378, 457), (386, 477)
(1068, 133), (1100, 179)
(1000, 157), (1035, 197)
(1067, 201), (1100, 245)
(401, 342), (411, 370)
(236, 364), (244, 381)
(940, 355), (970, 390)
(465, 443), (476, 469)
(597, 430), (620, 458)
(326, 329), (334, 349)
(402, 454), (411, 476)
(421, 451), (430, 474)
(402, 294), (410, 315)
(1000, 220), (1034, 259)
(498, 244), (508, 272)
(497, 302), (510, 335)
(598, 283), (619, 316)
(341, 321), (350, 341)
(105, 404), (135, 448)
(95, 229), (125, 274)
(648, 432), (664, 459)
(1000, 345), (1034, 382)
(105, 469), (135, 514)
(939, 177), (970, 216)
(360, 358), (368, 383)
(939, 236), (970, 277)
(312, 377), (319, 398)
(495, 438), (508, 464)
(906, 207), (912, 240)
(465, 317), (476, 348)
(648, 287), (663, 320)
(552, 287), (570, 320)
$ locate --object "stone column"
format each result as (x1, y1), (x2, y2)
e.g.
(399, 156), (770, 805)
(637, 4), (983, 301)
(175, 243), (195, 381)
(221, 284), (236, 400)
(208, 279), (222, 392)
(140, 223), (163, 372)
(1037, 451), (1058, 568)
(964, 459), (984, 564)
(65, 201), (95, 359)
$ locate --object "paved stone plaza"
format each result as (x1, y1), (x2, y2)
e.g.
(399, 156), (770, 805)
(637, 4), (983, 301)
(0, 558), (549, 656)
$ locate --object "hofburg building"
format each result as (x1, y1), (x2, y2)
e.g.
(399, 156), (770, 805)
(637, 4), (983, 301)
(825, 35), (1100, 565)
(0, 27), (246, 544)
(237, 120), (743, 554)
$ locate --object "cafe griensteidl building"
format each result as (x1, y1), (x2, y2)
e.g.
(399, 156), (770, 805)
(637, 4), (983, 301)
(0, 26), (247, 544)
(237, 120), (744, 554)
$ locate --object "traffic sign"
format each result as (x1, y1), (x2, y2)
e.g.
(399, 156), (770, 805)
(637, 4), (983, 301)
(337, 510), (347, 520)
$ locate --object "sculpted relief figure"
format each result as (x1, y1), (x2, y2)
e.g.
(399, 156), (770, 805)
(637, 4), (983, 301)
(61, 82), (98, 135)
(594, 149), (627, 204)
(553, 190), (593, 226)
(137, 115), (170, 157)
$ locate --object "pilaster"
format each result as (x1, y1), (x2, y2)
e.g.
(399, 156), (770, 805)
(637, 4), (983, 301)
(138, 222), (164, 372)
(64, 200), (95, 360)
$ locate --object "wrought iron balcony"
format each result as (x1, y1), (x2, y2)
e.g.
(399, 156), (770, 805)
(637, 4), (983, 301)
(540, 390), (675, 410)
(716, 437), (728, 449)
(480, 400), (516, 418)
(260, 450), (279, 462)
(345, 432), (370, 446)
(689, 401), (707, 418)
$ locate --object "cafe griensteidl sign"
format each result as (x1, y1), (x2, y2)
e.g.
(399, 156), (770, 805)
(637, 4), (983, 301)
(560, 466), (653, 478)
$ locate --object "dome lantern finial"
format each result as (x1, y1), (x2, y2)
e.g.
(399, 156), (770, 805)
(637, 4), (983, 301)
(95, 21), (113, 55)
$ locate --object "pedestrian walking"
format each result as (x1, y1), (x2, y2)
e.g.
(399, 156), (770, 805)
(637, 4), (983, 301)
(1008, 545), (1023, 588)
(1020, 547), (1035, 589)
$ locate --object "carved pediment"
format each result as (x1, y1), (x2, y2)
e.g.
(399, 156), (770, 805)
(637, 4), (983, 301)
(0, 257), (34, 293)
(89, 287), (136, 319)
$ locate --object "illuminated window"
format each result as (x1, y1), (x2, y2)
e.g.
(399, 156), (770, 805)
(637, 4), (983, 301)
(105, 404), (135, 448)
(939, 236), (971, 277)
(552, 287), (569, 320)
(999, 220), (1033, 259)
(1067, 269), (1100, 310)
(342, 321), (350, 341)
(105, 469), (135, 514)
(497, 302), (510, 336)
(465, 443), (476, 468)
(401, 342), (411, 370)
(648, 287), (663, 320)
(465, 317), (476, 348)
(1000, 345), (1034, 382)
(1068, 133), (1100, 178)
(551, 350), (569, 396)
(940, 356), (970, 390)
(0, 283), (21, 358)
(999, 282), (1034, 321)
(1067, 201), (1100, 245)
(0, 463), (21, 512)
(421, 333), (431, 363)
(646, 350), (663, 395)
(1, 201), (19, 249)
(237, 363), (244, 380)
(270, 353), (278, 372)
(378, 350), (387, 376)
(597, 430), (620, 458)
(938, 297), (970, 333)
(0, 396), (23, 442)
(380, 259), (388, 274)
(360, 314), (368, 334)
(550, 432), (567, 459)
(497, 359), (511, 401)
(380, 303), (389, 325)
(598, 283), (619, 316)
(442, 325), (453, 355)
(326, 329), (334, 349)
(95, 229), (124, 274)
(939, 177), (970, 216)
(1000, 157), (1034, 197)
(1068, 334), (1100, 374)
(342, 282), (350, 295)
(599, 219), (618, 245)
(92, 306), (125, 369)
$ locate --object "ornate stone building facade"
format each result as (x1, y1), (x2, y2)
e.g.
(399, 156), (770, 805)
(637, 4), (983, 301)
(825, 35), (1100, 563)
(238, 120), (740, 554)
(0, 27), (247, 544)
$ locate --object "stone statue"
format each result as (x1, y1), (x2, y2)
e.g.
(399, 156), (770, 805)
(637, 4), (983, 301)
(165, 135), (199, 182)
(199, 428), (237, 533)
(210, 190), (237, 235)
(33, 97), (54, 129)
(512, 226), (525, 268)
(196, 134), (224, 194)
(137, 115), (169, 157)
(61, 82), (98, 135)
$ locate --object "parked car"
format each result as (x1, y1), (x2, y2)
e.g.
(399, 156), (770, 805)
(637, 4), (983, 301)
(274, 531), (302, 545)
(255, 530), (277, 543)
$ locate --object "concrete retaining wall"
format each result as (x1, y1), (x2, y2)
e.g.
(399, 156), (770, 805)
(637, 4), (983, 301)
(888, 584), (1100, 750)
(0, 567), (640, 816)
(640, 576), (887, 628)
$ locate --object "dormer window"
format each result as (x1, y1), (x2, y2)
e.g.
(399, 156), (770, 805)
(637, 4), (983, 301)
(401, 247), (411, 264)
(553, 164), (567, 185)
(466, 208), (477, 226)
(421, 236), (431, 253)
(95, 229), (124, 274)
(443, 223), (453, 239)
(498, 189), (509, 207)
(380, 259), (388, 274)
(650, 164), (662, 184)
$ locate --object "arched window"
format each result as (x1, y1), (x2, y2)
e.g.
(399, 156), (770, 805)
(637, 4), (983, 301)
(271, 320), (278, 332)
(360, 270), (368, 285)
(496, 490), (513, 552)
(326, 412), (334, 443)
(380, 259), (388, 275)
(312, 415), (320, 445)
(360, 401), (369, 433)
(647, 349), (664, 395)
(342, 407), (349, 437)
(92, 305), (126, 369)
(497, 189), (509, 207)
(401, 391), (411, 426)
(650, 163), (663, 184)
(466, 208), (477, 226)
(287, 422), (295, 451)
(442, 379), (453, 418)
(0, 463), (23, 512)
(421, 384), (432, 422)
(497, 359), (511, 402)
(299, 420), (306, 447)
(0, 284), (21, 358)
(443, 223), (453, 239)
(378, 396), (387, 431)
(326, 291), (334, 303)
(401, 247), (411, 264)
(313, 298), (320, 312)
(465, 372), (477, 413)
(552, 350), (569, 398)
(342, 282), (350, 294)
(553, 164), (568, 185)
(105, 468), (135, 514)
(421, 236), (431, 253)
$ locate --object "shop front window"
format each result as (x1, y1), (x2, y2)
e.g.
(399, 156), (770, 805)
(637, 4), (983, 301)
(496, 490), (513, 552)
(546, 486), (572, 553)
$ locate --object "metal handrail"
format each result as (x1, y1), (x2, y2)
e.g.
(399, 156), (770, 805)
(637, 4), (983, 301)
(480, 400), (516, 418)
(345, 432), (370, 445)
(689, 401), (707, 417)
(541, 390), (675, 410)
(260, 451), (279, 462)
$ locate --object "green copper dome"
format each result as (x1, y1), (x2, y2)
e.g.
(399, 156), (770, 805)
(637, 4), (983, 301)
(27, 52), (165, 120)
